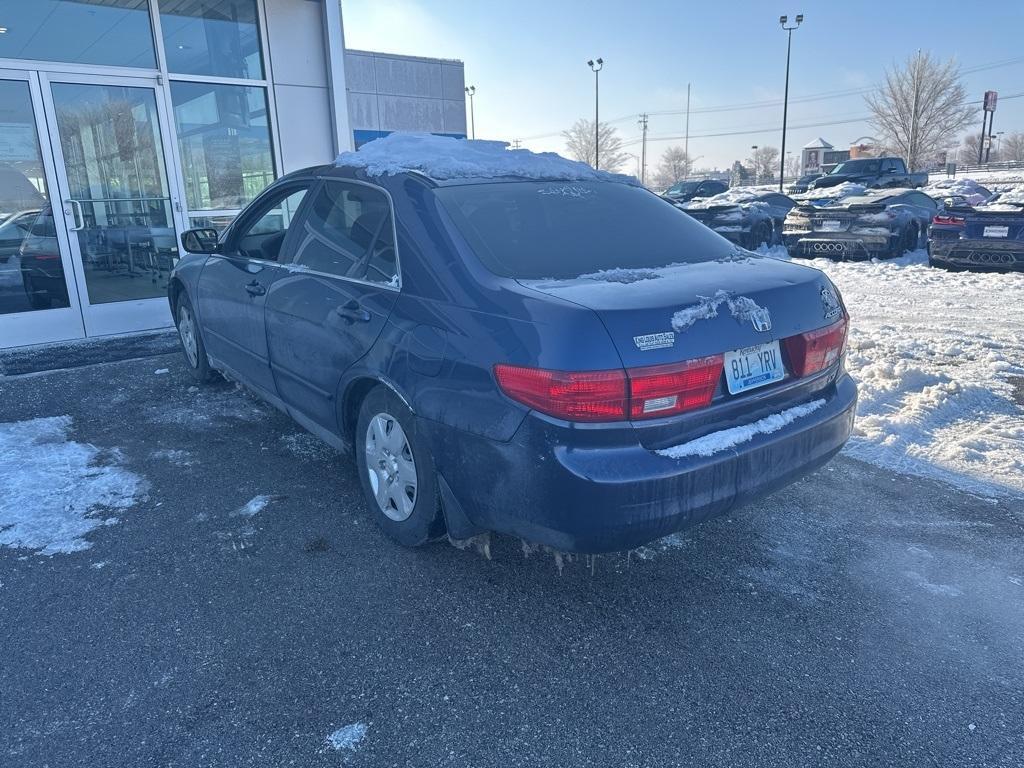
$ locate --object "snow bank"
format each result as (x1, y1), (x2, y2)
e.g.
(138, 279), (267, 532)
(658, 400), (826, 458)
(0, 416), (144, 554)
(335, 132), (636, 183)
(671, 290), (768, 332)
(757, 244), (1024, 496)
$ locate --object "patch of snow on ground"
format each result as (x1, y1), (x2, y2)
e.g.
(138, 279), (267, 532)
(326, 723), (367, 752)
(335, 132), (635, 184)
(0, 416), (144, 554)
(671, 289), (768, 332)
(658, 400), (826, 459)
(757, 245), (1024, 496)
(232, 495), (274, 518)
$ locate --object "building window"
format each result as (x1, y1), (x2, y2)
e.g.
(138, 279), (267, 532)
(0, 0), (156, 68)
(159, 0), (264, 80)
(170, 82), (274, 214)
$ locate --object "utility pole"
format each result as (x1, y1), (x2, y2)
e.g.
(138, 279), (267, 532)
(511, 139), (522, 149)
(464, 85), (476, 139)
(587, 58), (604, 169)
(684, 82), (691, 174)
(638, 113), (649, 185)
(779, 14), (804, 191)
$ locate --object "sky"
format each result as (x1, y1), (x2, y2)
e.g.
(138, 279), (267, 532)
(341, 0), (1024, 177)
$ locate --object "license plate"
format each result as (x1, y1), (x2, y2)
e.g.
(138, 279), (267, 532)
(818, 219), (844, 232)
(983, 225), (1009, 238)
(724, 341), (785, 395)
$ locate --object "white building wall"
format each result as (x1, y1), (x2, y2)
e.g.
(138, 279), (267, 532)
(345, 50), (466, 146)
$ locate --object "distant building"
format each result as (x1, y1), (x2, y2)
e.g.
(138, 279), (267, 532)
(802, 137), (881, 176)
(345, 50), (467, 148)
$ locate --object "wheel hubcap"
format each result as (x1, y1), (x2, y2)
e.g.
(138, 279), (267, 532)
(364, 412), (417, 521)
(177, 305), (199, 367)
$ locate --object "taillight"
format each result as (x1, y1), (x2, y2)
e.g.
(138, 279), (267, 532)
(493, 364), (628, 422)
(782, 317), (848, 377)
(627, 356), (724, 419)
(494, 355), (724, 423)
(932, 214), (965, 227)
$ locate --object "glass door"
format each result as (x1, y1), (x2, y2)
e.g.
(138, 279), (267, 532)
(39, 72), (183, 337)
(0, 69), (85, 346)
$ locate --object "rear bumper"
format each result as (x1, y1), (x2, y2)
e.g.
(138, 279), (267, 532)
(929, 238), (1024, 271)
(783, 233), (892, 259)
(426, 373), (857, 553)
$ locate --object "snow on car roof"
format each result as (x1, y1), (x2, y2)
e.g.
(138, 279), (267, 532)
(975, 184), (1024, 211)
(335, 132), (638, 184)
(791, 181), (868, 205)
(922, 178), (992, 205)
(679, 188), (765, 210)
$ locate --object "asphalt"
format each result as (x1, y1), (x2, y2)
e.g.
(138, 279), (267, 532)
(0, 343), (1022, 767)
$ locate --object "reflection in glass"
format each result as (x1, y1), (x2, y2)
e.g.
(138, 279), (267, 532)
(0, 80), (70, 315)
(171, 82), (275, 211)
(51, 83), (177, 305)
(0, 0), (155, 68)
(159, 0), (264, 79)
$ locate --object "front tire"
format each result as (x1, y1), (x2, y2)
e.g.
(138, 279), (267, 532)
(175, 292), (214, 383)
(355, 386), (444, 547)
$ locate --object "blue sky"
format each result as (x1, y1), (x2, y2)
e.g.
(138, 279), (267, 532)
(341, 0), (1024, 174)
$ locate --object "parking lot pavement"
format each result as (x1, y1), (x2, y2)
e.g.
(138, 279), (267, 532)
(1, 350), (1022, 768)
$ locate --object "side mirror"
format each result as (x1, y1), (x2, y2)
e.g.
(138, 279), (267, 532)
(181, 227), (219, 254)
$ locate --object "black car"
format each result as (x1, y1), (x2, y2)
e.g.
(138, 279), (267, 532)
(788, 173), (821, 194)
(929, 190), (1024, 272)
(663, 178), (729, 203)
(678, 190), (796, 250)
(809, 157), (927, 191)
(783, 188), (936, 260)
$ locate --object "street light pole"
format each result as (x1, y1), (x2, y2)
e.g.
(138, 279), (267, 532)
(587, 58), (603, 169)
(751, 145), (759, 184)
(465, 85), (476, 139)
(779, 13), (803, 192)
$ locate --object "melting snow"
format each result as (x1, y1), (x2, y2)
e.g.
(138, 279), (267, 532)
(671, 290), (768, 332)
(657, 400), (826, 459)
(576, 267), (663, 283)
(232, 495), (274, 518)
(326, 723), (368, 752)
(335, 132), (636, 183)
(0, 416), (143, 554)
(923, 178), (994, 206)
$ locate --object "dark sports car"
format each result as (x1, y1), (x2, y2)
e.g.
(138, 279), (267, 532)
(663, 178), (729, 203)
(678, 189), (796, 250)
(929, 188), (1024, 272)
(783, 187), (936, 260)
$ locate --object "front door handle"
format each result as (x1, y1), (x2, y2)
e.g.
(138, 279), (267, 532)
(333, 300), (371, 324)
(244, 280), (265, 296)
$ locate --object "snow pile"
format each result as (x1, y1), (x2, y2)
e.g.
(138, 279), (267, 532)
(923, 178), (993, 205)
(0, 416), (144, 554)
(326, 723), (368, 752)
(335, 132), (636, 183)
(977, 185), (1024, 212)
(232, 495), (276, 518)
(577, 267), (663, 283)
(671, 290), (768, 332)
(793, 182), (868, 206)
(658, 400), (826, 458)
(680, 188), (761, 210)
(759, 245), (1024, 496)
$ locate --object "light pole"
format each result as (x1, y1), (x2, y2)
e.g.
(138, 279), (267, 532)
(779, 13), (803, 192)
(587, 58), (603, 169)
(465, 85), (476, 139)
(751, 145), (758, 184)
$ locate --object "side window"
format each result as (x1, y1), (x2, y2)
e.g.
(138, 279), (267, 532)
(231, 185), (309, 262)
(909, 192), (936, 210)
(880, 158), (897, 173)
(291, 181), (397, 284)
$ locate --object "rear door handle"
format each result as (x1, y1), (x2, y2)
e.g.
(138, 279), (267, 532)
(245, 281), (265, 296)
(334, 301), (371, 324)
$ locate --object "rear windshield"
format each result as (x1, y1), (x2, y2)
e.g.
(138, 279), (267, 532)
(830, 159), (881, 175)
(434, 181), (734, 279)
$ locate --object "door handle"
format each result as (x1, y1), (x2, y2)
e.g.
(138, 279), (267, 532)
(64, 199), (84, 231)
(333, 301), (371, 324)
(244, 280), (266, 296)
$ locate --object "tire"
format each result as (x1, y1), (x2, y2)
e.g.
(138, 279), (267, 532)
(174, 292), (214, 383)
(355, 386), (444, 547)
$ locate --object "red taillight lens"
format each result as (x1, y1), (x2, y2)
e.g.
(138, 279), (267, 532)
(493, 364), (628, 422)
(783, 317), (848, 377)
(627, 355), (724, 419)
(932, 214), (965, 227)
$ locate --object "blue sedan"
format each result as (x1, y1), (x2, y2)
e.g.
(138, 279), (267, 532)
(168, 135), (856, 554)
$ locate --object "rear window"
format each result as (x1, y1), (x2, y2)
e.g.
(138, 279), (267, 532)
(434, 181), (734, 279)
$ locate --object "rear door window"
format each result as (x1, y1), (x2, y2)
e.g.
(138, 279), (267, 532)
(288, 180), (397, 284)
(435, 180), (735, 279)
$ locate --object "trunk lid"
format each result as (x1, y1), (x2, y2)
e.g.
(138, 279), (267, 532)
(964, 207), (1024, 241)
(518, 256), (835, 369)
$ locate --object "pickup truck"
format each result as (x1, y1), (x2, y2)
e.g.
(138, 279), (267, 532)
(809, 157), (927, 191)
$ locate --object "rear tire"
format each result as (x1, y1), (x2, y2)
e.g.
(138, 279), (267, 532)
(174, 292), (214, 383)
(355, 386), (445, 547)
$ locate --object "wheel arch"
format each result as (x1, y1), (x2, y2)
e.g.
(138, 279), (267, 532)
(339, 375), (414, 446)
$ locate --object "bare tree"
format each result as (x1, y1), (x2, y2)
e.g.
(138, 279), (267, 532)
(866, 51), (974, 171)
(649, 146), (693, 189)
(562, 119), (629, 173)
(1000, 132), (1024, 162)
(784, 153), (801, 179)
(746, 146), (780, 183)
(958, 133), (998, 164)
